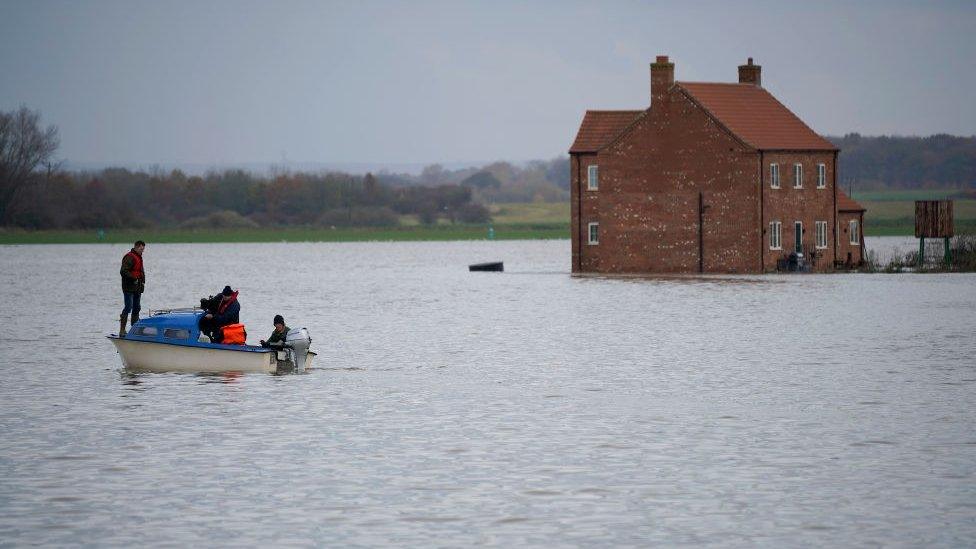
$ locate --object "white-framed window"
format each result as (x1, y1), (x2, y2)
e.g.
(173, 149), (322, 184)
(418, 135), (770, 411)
(794, 221), (803, 254)
(770, 163), (780, 189)
(769, 221), (782, 250)
(815, 220), (828, 249)
(587, 165), (599, 191)
(588, 222), (599, 245)
(817, 163), (826, 188)
(849, 220), (859, 245)
(793, 163), (803, 188)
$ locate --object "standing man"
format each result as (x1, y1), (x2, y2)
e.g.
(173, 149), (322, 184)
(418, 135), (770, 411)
(119, 240), (146, 337)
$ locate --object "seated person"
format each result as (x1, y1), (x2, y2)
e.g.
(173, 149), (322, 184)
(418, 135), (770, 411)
(260, 315), (290, 348)
(199, 285), (240, 342)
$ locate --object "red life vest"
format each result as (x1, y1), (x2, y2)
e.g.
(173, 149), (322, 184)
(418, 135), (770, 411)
(218, 291), (239, 313)
(221, 323), (247, 345)
(124, 250), (144, 280)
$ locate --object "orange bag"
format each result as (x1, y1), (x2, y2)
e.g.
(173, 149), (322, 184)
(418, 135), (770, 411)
(220, 323), (247, 345)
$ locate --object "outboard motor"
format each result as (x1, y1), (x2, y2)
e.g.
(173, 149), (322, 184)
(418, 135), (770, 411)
(283, 327), (312, 373)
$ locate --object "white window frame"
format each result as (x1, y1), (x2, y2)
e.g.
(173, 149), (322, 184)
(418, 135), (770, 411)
(587, 165), (599, 191)
(793, 163), (803, 188)
(794, 221), (803, 254)
(769, 221), (782, 250)
(815, 220), (828, 249)
(587, 222), (599, 245)
(849, 220), (859, 245)
(770, 163), (780, 189)
(817, 163), (826, 189)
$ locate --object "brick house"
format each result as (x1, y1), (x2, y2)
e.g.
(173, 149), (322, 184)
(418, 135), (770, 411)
(569, 56), (865, 273)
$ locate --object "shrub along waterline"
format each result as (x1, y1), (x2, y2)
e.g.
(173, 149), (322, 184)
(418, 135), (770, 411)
(862, 233), (976, 273)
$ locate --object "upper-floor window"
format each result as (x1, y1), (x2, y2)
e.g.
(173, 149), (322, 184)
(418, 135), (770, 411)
(817, 163), (826, 188)
(588, 222), (599, 245)
(793, 163), (803, 188)
(587, 165), (599, 191)
(849, 220), (859, 245)
(815, 221), (828, 249)
(770, 163), (780, 189)
(769, 221), (782, 250)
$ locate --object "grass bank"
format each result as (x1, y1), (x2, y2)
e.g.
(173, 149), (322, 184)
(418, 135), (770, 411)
(0, 223), (569, 245)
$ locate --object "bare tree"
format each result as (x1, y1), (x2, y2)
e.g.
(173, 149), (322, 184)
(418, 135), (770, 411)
(0, 106), (60, 223)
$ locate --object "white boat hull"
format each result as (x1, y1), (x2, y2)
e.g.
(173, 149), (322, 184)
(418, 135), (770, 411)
(110, 337), (315, 374)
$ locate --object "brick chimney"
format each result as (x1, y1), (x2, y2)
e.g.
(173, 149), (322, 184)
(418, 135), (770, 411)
(738, 57), (761, 86)
(650, 55), (674, 106)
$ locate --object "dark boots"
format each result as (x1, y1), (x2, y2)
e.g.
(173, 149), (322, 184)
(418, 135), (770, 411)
(119, 313), (128, 337)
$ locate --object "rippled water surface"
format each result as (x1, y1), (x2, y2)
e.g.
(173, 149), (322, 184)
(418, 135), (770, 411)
(1, 238), (975, 547)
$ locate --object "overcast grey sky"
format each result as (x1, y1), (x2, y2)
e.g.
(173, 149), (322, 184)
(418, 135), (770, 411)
(1, 0), (973, 167)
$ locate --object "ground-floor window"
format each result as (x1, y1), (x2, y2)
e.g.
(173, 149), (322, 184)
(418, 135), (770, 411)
(588, 222), (599, 245)
(769, 221), (782, 250)
(815, 221), (828, 249)
(850, 219), (859, 245)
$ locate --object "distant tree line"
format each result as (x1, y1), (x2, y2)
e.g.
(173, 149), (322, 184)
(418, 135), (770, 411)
(0, 107), (494, 230)
(831, 134), (976, 190)
(2, 167), (498, 229)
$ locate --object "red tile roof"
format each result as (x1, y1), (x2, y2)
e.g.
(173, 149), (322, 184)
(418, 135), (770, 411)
(837, 188), (866, 212)
(677, 82), (837, 151)
(569, 110), (644, 153)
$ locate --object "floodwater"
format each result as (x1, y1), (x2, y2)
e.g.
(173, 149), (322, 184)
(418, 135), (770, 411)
(1, 238), (974, 547)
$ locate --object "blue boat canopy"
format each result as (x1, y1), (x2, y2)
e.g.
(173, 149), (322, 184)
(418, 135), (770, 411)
(127, 310), (204, 343)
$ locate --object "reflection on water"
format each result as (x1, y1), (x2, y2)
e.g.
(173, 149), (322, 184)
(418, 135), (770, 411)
(1, 238), (975, 546)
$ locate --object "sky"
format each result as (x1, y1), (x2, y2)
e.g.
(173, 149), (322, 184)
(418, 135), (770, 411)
(1, 0), (974, 169)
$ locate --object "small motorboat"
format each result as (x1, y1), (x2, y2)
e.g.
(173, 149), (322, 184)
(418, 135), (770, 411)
(107, 308), (316, 374)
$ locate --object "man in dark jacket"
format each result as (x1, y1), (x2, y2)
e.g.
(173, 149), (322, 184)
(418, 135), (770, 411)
(260, 315), (290, 348)
(201, 285), (240, 342)
(119, 240), (146, 337)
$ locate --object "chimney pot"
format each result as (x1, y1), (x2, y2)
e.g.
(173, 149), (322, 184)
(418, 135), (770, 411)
(656, 55), (669, 64)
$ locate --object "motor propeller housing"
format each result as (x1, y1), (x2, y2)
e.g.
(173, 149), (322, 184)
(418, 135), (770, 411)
(283, 328), (312, 372)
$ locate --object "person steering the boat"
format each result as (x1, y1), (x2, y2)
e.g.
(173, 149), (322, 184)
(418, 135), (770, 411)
(200, 285), (241, 342)
(260, 315), (290, 348)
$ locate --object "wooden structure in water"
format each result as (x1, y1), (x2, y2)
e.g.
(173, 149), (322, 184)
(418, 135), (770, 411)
(915, 200), (954, 267)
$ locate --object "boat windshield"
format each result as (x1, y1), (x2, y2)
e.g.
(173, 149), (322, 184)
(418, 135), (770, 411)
(163, 328), (191, 340)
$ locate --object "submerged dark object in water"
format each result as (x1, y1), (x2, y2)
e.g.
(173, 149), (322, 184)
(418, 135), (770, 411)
(469, 261), (503, 272)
